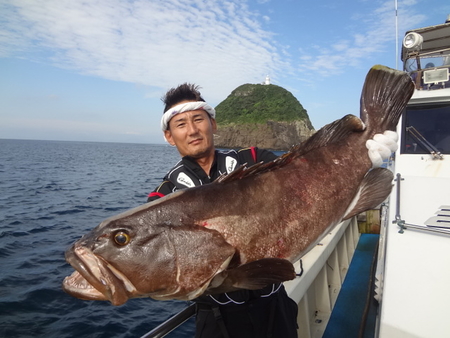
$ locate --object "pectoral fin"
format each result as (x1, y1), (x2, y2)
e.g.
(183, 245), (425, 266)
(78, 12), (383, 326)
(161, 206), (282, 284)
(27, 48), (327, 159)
(343, 167), (394, 220)
(207, 258), (296, 294)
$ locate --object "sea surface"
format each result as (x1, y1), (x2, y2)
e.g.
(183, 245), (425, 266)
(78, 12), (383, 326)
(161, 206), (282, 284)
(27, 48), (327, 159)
(0, 139), (195, 338)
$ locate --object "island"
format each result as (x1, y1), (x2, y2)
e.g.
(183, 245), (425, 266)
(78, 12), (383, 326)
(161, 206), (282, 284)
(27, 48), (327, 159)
(214, 81), (315, 151)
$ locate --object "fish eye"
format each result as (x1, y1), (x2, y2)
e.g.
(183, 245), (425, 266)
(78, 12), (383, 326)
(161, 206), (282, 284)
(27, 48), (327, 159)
(114, 231), (130, 246)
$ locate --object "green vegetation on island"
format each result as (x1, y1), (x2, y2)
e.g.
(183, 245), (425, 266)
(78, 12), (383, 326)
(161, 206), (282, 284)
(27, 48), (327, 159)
(215, 83), (310, 125)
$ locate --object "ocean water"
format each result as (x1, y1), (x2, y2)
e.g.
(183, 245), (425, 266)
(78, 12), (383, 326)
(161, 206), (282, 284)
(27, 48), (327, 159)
(0, 139), (195, 338)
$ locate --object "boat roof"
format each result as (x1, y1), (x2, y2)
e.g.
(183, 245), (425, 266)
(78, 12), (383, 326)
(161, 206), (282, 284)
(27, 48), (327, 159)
(401, 20), (450, 61)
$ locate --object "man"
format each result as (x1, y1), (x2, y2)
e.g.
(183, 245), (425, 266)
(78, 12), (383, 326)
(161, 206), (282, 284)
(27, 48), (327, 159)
(148, 83), (298, 338)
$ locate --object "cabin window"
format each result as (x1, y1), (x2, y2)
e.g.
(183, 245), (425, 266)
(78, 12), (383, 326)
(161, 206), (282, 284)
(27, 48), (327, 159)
(401, 103), (450, 154)
(404, 55), (450, 72)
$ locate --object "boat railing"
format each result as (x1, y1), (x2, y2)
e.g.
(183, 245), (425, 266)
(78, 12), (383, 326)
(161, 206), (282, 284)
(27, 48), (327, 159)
(284, 217), (360, 338)
(140, 303), (196, 338)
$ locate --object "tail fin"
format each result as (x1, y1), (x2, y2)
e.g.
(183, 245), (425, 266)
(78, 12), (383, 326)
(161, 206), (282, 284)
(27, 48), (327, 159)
(360, 65), (414, 133)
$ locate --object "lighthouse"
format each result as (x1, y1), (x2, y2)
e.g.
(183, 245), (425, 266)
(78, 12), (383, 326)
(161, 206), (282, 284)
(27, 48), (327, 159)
(264, 75), (271, 85)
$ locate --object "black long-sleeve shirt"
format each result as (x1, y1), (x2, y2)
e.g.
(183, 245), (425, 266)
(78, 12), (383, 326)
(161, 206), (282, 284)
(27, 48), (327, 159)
(147, 147), (277, 202)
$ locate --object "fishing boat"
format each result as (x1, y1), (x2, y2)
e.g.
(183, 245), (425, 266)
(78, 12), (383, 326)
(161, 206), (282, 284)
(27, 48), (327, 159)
(140, 16), (450, 338)
(284, 15), (450, 338)
(373, 15), (450, 338)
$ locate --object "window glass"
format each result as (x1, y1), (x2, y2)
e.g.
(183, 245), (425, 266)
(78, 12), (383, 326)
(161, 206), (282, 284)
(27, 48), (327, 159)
(401, 103), (450, 154)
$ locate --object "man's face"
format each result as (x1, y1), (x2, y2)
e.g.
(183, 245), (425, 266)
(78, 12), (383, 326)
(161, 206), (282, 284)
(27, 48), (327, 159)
(164, 106), (217, 159)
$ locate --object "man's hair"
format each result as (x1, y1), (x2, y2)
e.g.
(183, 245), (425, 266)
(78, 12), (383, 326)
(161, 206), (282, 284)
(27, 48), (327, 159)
(162, 83), (205, 113)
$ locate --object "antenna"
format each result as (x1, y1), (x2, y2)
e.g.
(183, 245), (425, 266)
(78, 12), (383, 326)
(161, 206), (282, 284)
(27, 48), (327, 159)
(395, 0), (399, 70)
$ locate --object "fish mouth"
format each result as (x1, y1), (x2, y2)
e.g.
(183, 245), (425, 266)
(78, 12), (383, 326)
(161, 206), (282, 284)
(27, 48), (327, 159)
(62, 245), (137, 306)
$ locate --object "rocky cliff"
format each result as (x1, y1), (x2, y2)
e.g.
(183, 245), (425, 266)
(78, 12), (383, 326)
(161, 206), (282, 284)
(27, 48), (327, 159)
(215, 120), (314, 151)
(214, 83), (315, 151)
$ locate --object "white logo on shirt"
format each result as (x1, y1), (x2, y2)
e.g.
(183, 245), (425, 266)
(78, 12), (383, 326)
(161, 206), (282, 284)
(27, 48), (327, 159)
(225, 156), (237, 174)
(177, 172), (195, 188)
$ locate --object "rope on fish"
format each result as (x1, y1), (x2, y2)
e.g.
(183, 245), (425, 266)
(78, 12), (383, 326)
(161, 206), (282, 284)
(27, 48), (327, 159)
(296, 259), (304, 277)
(261, 283), (283, 298)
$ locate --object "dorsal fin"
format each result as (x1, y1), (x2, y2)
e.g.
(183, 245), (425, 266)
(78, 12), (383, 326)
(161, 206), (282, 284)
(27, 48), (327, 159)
(215, 160), (275, 183)
(292, 114), (365, 155)
(215, 114), (365, 184)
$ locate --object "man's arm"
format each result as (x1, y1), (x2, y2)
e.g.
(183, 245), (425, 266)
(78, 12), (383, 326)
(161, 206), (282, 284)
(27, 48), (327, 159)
(147, 180), (175, 202)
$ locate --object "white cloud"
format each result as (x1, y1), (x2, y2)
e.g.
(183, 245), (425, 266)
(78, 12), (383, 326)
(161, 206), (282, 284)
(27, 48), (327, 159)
(0, 0), (434, 100)
(0, 0), (286, 103)
(297, 0), (427, 76)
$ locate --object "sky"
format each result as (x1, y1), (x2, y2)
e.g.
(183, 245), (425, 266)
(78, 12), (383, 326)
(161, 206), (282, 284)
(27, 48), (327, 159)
(1, 0), (449, 144)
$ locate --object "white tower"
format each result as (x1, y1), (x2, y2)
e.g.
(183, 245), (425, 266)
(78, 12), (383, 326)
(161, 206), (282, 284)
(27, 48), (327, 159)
(265, 75), (271, 85)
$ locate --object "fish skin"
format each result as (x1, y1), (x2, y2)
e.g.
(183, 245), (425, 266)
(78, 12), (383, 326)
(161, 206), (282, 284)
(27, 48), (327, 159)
(62, 65), (414, 305)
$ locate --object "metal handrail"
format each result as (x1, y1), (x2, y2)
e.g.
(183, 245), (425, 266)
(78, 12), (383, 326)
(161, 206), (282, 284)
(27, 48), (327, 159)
(401, 223), (450, 236)
(394, 173), (450, 237)
(140, 303), (196, 338)
(406, 126), (443, 159)
(395, 173), (403, 224)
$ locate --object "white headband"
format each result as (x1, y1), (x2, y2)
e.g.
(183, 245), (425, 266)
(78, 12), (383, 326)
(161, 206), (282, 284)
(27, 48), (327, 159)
(160, 101), (216, 131)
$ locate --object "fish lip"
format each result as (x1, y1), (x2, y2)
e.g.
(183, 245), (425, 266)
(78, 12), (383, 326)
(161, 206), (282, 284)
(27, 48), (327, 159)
(62, 245), (136, 306)
(62, 270), (106, 301)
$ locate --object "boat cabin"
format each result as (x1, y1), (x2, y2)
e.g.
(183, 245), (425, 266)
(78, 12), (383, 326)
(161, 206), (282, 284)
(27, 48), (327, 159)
(376, 15), (450, 338)
(401, 17), (450, 157)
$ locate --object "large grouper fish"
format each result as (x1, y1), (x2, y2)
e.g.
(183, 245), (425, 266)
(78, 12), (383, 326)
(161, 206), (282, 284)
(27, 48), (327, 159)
(63, 65), (414, 306)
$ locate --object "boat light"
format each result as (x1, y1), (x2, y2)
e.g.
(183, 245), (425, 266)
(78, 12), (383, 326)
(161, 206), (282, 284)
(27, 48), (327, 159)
(423, 68), (449, 84)
(403, 32), (423, 50)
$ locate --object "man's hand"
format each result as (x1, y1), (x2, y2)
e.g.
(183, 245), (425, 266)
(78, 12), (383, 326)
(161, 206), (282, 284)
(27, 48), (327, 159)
(366, 131), (398, 167)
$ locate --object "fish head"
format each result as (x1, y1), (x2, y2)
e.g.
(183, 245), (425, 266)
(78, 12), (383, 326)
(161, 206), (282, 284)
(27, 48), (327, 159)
(62, 207), (236, 305)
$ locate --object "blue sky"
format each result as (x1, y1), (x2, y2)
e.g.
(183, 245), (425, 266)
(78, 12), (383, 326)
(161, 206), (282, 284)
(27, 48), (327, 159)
(1, 0), (449, 144)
